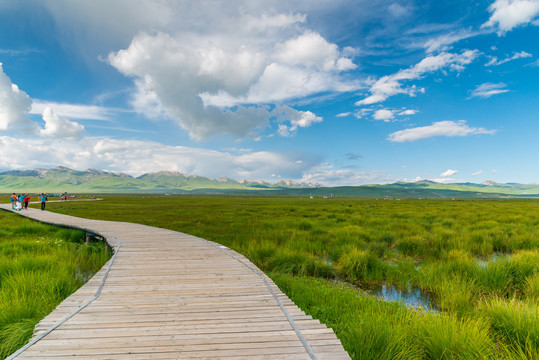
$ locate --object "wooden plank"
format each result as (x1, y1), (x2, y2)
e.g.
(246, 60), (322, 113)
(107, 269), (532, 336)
(1, 203), (350, 360)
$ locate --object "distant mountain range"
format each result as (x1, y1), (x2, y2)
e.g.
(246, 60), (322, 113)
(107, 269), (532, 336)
(0, 166), (320, 193)
(1, 167), (538, 198)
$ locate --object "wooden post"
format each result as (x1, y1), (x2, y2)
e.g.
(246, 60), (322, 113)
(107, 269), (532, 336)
(85, 233), (90, 245)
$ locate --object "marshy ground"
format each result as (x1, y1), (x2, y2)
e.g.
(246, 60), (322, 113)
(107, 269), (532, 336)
(0, 210), (111, 359)
(3, 196), (538, 359)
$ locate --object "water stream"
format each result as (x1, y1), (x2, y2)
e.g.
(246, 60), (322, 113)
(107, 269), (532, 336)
(369, 284), (439, 312)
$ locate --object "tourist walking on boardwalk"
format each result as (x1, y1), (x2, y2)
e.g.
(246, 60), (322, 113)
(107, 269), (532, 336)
(24, 193), (30, 210)
(40, 193), (47, 211)
(14, 195), (22, 211)
(10, 193), (16, 209)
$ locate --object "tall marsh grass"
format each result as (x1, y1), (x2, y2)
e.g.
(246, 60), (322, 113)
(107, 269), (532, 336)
(478, 297), (539, 358)
(0, 210), (111, 359)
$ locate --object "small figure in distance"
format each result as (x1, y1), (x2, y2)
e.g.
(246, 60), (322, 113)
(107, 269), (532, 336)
(40, 193), (47, 211)
(10, 193), (16, 209)
(15, 194), (22, 211)
(24, 193), (30, 210)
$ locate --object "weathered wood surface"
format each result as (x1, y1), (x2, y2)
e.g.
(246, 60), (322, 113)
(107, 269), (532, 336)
(1, 203), (350, 360)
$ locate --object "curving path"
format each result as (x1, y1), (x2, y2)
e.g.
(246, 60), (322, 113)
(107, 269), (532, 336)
(1, 203), (350, 360)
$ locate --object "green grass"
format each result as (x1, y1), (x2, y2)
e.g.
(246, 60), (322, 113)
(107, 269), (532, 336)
(6, 195), (539, 359)
(273, 274), (499, 360)
(0, 210), (111, 359)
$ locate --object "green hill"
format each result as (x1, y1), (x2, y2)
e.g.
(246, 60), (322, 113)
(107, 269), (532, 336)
(1, 167), (538, 197)
(0, 167), (319, 194)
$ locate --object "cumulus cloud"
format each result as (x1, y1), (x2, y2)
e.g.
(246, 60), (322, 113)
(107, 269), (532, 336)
(0, 136), (318, 180)
(482, 0), (539, 35)
(355, 50), (479, 106)
(373, 109), (395, 121)
(272, 105), (323, 137)
(387, 120), (496, 142)
(440, 169), (458, 177)
(485, 50), (533, 66)
(300, 169), (397, 187)
(39, 107), (85, 138)
(469, 83), (509, 98)
(107, 12), (357, 140)
(370, 108), (417, 121)
(0, 63), (33, 131)
(275, 31), (357, 72)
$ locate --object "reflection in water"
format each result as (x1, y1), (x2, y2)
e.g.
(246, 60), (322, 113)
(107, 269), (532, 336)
(370, 284), (439, 312)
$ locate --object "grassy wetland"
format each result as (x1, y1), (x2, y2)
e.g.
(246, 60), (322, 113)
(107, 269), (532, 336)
(0, 210), (111, 359)
(8, 196), (539, 359)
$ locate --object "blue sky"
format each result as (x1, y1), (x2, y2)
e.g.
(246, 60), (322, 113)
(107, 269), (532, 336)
(0, 0), (538, 185)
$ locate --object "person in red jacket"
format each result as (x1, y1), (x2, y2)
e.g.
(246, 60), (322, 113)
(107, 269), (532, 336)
(24, 194), (30, 210)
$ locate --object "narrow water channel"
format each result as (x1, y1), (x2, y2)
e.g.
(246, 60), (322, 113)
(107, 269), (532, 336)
(369, 284), (439, 312)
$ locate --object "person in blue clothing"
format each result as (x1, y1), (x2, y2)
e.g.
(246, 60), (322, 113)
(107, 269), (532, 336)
(10, 193), (16, 209)
(40, 193), (47, 211)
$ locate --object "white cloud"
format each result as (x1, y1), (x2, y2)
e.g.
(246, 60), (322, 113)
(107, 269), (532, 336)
(356, 94), (387, 106)
(277, 124), (292, 137)
(472, 170), (483, 176)
(0, 136), (317, 180)
(107, 12), (357, 140)
(244, 12), (306, 31)
(0, 63), (33, 131)
(39, 107), (85, 138)
(336, 112), (351, 117)
(387, 120), (496, 142)
(356, 50), (479, 106)
(424, 29), (484, 53)
(273, 105), (322, 136)
(398, 109), (418, 115)
(275, 31), (357, 72)
(441, 169), (458, 177)
(388, 3), (411, 17)
(30, 100), (116, 121)
(429, 177), (458, 183)
(373, 109), (395, 121)
(485, 50), (533, 66)
(300, 169), (397, 187)
(482, 0), (539, 35)
(354, 108), (373, 119)
(470, 83), (509, 98)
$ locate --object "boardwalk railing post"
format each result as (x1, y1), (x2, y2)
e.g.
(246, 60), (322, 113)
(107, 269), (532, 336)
(85, 233), (90, 245)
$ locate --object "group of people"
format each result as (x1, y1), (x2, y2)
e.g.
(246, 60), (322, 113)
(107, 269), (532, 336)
(10, 193), (47, 211)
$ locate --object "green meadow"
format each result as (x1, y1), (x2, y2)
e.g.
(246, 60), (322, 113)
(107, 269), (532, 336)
(0, 210), (111, 359)
(5, 196), (539, 359)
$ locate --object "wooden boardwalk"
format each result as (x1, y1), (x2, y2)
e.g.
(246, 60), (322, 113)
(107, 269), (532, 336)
(1, 204), (350, 360)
